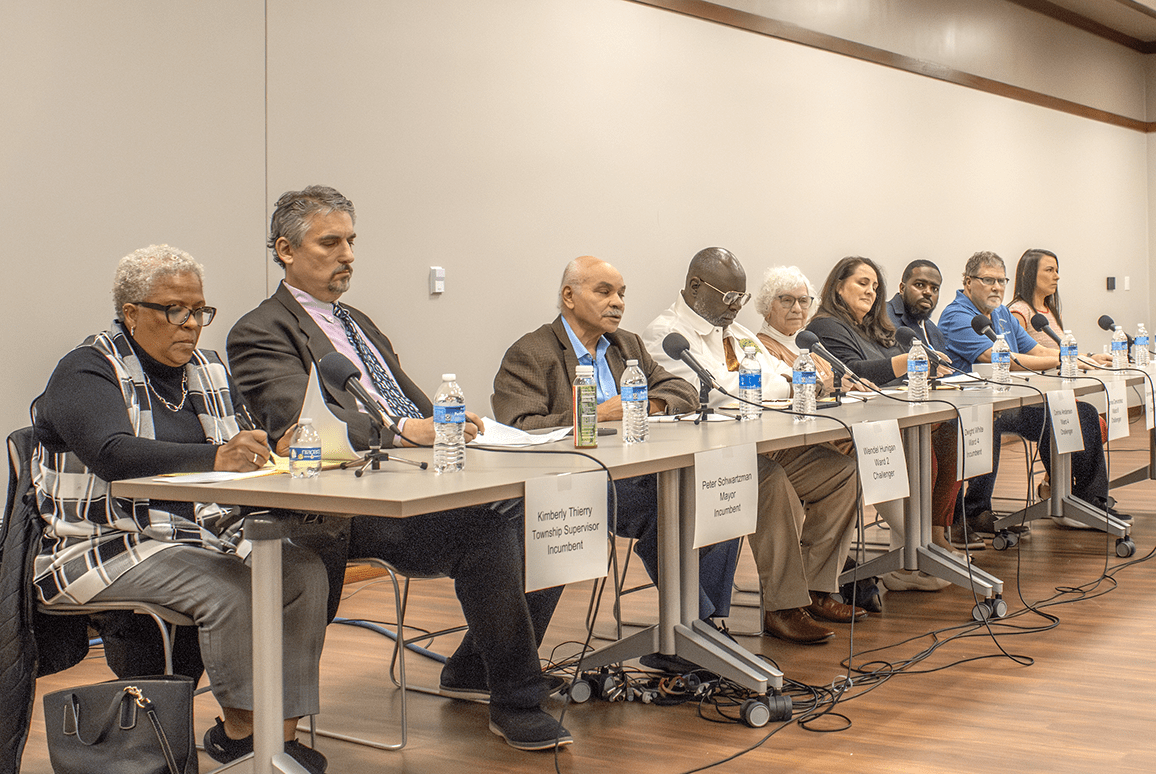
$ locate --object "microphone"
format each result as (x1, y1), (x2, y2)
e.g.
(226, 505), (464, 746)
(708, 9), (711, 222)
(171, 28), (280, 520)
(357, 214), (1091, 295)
(894, 327), (944, 370)
(1097, 314), (1134, 347)
(795, 331), (858, 378)
(317, 351), (396, 433)
(970, 314), (997, 343)
(1030, 313), (1063, 346)
(661, 332), (719, 390)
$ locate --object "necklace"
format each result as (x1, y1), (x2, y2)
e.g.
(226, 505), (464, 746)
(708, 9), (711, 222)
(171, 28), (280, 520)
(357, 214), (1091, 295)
(145, 370), (188, 412)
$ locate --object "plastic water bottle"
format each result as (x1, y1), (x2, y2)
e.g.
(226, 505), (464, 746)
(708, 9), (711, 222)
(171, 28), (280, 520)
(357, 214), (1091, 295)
(1111, 325), (1128, 369)
(1060, 329), (1078, 379)
(433, 373), (466, 474)
(991, 333), (1011, 393)
(906, 338), (929, 402)
(792, 349), (817, 419)
(573, 364), (597, 448)
(620, 359), (649, 444)
(738, 345), (762, 421)
(288, 417), (322, 478)
(1135, 324), (1150, 367)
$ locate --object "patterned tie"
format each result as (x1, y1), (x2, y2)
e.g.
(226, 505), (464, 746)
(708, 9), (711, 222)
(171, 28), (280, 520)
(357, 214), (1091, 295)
(331, 303), (423, 419)
(723, 337), (740, 372)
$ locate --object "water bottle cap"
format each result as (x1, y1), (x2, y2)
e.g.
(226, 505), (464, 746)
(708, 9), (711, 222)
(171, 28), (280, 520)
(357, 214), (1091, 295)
(626, 359), (638, 366)
(576, 364), (594, 376)
(743, 345), (756, 354)
(442, 374), (456, 381)
(299, 417), (312, 424)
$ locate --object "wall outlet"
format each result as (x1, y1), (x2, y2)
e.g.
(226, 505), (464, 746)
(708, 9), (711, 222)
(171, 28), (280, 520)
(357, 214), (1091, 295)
(429, 266), (445, 294)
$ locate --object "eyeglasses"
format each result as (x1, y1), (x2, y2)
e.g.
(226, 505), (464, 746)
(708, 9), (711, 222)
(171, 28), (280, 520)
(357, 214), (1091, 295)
(968, 275), (1009, 288)
(776, 294), (812, 310)
(132, 301), (217, 326)
(699, 279), (751, 308)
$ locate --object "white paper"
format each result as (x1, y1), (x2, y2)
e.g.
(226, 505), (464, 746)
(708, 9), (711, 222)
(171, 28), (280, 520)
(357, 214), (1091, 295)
(1046, 389), (1085, 455)
(300, 365), (360, 461)
(473, 418), (572, 446)
(851, 420), (910, 505)
(1104, 380), (1129, 442)
(523, 471), (608, 592)
(692, 443), (759, 549)
(958, 403), (994, 480)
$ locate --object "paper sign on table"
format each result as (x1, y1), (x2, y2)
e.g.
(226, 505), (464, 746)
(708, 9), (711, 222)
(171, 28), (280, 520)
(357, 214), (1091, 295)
(523, 471), (607, 592)
(851, 420), (910, 505)
(1046, 389), (1085, 455)
(692, 443), (758, 549)
(1104, 380), (1129, 442)
(957, 403), (994, 480)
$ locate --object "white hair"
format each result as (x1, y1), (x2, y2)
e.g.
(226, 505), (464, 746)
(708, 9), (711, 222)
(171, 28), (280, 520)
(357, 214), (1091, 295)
(753, 265), (818, 321)
(112, 244), (204, 320)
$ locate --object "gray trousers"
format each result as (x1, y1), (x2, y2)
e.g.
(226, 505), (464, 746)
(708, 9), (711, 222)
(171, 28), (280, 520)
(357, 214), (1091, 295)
(88, 542), (327, 718)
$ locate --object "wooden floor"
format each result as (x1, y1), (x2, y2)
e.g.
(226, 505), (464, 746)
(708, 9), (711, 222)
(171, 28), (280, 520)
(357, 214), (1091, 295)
(17, 426), (1156, 773)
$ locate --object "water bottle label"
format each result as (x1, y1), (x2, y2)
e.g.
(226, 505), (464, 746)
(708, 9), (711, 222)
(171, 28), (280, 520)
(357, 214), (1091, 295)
(739, 373), (761, 390)
(1061, 346), (1077, 358)
(792, 371), (816, 385)
(434, 405), (465, 424)
(1137, 336), (1149, 348)
(622, 385), (648, 402)
(992, 352), (1010, 365)
(1112, 340), (1126, 352)
(289, 446), (321, 462)
(907, 360), (928, 374)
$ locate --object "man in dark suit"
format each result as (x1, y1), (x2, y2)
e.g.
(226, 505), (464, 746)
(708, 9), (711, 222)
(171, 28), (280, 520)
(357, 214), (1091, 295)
(493, 255), (740, 652)
(227, 185), (571, 751)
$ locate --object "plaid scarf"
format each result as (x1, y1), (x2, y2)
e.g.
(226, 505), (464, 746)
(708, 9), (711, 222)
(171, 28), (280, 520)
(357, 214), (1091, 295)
(33, 322), (242, 604)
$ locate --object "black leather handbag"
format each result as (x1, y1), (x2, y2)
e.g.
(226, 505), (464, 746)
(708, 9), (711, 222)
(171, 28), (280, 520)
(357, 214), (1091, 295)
(42, 675), (197, 774)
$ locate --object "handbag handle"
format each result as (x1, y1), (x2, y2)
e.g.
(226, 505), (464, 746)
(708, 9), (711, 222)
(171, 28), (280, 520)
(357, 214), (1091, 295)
(61, 685), (180, 774)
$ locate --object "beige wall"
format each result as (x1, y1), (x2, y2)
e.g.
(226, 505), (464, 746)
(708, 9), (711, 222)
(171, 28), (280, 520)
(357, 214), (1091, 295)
(2, 0), (1153, 444)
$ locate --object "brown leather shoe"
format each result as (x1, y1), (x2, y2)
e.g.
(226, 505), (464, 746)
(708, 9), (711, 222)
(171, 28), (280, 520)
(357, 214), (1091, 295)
(805, 591), (868, 623)
(763, 608), (835, 644)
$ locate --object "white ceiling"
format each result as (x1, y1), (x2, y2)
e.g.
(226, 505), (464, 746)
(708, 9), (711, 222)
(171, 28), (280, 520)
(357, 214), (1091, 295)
(1044, 0), (1156, 43)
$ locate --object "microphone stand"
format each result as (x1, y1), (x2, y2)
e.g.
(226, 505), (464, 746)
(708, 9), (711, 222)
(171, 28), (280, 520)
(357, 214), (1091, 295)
(340, 421), (429, 477)
(693, 376), (717, 425)
(818, 367), (845, 409)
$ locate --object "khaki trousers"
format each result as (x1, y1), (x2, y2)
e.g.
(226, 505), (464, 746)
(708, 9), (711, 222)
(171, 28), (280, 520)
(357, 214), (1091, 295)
(749, 444), (859, 611)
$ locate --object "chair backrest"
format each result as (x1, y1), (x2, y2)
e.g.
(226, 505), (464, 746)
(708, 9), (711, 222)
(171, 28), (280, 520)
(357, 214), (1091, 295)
(2, 426), (35, 551)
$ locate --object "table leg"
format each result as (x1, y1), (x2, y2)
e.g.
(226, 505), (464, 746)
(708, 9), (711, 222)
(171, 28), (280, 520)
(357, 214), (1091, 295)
(246, 516), (309, 774)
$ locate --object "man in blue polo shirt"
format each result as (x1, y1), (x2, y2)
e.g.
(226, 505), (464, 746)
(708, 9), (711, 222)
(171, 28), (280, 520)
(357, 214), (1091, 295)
(938, 251), (1122, 533)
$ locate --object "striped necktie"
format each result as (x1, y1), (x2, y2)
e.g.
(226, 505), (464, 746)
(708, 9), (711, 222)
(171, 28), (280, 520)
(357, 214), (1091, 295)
(331, 303), (422, 419)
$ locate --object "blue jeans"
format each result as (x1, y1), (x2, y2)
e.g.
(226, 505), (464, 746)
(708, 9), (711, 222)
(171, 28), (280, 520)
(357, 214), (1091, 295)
(964, 402), (1108, 517)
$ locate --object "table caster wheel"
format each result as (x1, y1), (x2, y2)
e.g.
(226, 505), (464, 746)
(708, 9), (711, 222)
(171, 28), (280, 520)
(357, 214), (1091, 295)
(741, 698), (771, 728)
(992, 533), (1008, 551)
(1116, 537), (1135, 558)
(972, 602), (992, 621)
(564, 676), (593, 704)
(830, 591), (846, 605)
(989, 597), (1008, 618)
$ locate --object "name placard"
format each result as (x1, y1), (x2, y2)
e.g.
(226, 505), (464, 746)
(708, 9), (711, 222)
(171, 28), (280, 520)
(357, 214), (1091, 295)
(851, 420), (910, 505)
(693, 443), (758, 549)
(524, 471), (607, 592)
(1046, 389), (1085, 455)
(1104, 379), (1129, 442)
(957, 403), (994, 480)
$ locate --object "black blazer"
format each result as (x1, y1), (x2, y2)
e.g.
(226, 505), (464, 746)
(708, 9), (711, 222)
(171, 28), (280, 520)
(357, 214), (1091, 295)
(226, 282), (432, 449)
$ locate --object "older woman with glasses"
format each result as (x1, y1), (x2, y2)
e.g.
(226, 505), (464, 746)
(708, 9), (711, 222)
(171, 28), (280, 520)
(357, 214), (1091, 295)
(32, 245), (329, 773)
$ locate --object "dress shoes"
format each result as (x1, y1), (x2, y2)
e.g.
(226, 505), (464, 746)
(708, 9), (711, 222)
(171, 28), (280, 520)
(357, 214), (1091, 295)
(880, 569), (951, 592)
(948, 522), (986, 550)
(965, 510), (998, 537)
(763, 608), (835, 644)
(805, 591), (867, 623)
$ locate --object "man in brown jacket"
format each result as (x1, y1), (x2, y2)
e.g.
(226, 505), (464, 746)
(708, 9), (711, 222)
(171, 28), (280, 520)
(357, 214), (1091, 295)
(493, 256), (740, 642)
